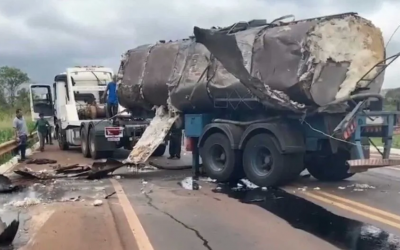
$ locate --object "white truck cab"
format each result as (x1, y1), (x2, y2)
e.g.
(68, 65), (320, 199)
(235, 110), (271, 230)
(30, 66), (114, 147)
(29, 66), (166, 159)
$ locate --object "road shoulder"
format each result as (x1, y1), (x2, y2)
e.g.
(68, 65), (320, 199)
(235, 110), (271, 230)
(22, 201), (124, 250)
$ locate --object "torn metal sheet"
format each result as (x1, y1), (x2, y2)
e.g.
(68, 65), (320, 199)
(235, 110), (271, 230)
(117, 13), (385, 115)
(0, 217), (19, 246)
(87, 159), (125, 180)
(14, 168), (53, 180)
(0, 174), (12, 193)
(53, 164), (91, 174)
(125, 106), (178, 164)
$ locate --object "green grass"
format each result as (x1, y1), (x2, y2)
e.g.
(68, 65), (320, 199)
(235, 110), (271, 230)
(370, 135), (400, 149)
(0, 113), (35, 144)
(0, 111), (38, 164)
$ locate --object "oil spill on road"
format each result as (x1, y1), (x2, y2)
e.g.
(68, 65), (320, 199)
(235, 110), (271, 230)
(215, 186), (400, 250)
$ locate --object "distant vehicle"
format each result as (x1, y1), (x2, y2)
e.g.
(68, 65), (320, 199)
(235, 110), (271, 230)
(29, 66), (166, 159)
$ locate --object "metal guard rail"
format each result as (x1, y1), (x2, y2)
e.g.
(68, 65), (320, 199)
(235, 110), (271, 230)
(0, 132), (38, 157)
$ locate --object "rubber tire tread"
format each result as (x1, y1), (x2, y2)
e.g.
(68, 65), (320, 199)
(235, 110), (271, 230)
(200, 133), (242, 183)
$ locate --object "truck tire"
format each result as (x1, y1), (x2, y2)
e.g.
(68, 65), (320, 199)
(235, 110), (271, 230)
(200, 133), (242, 182)
(88, 128), (113, 159)
(306, 149), (354, 181)
(242, 133), (303, 187)
(58, 129), (69, 150)
(152, 144), (166, 157)
(81, 128), (90, 158)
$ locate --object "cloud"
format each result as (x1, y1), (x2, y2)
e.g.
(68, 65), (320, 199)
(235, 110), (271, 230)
(0, 0), (398, 89)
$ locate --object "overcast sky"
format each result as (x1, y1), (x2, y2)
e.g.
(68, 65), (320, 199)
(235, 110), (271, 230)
(0, 0), (399, 89)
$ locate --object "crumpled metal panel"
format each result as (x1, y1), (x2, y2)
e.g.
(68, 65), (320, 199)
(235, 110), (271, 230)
(118, 44), (154, 111)
(118, 13), (385, 114)
(141, 42), (180, 106)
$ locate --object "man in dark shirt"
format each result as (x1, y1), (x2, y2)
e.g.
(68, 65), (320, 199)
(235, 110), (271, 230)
(102, 75), (119, 119)
(168, 117), (183, 159)
(33, 113), (51, 152)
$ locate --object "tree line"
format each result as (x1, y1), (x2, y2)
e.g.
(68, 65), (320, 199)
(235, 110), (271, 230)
(0, 66), (31, 114)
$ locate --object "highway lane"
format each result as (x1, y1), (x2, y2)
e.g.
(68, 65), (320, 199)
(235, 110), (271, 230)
(2, 145), (400, 249)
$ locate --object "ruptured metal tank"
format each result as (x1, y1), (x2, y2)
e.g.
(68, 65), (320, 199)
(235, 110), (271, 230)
(117, 12), (385, 114)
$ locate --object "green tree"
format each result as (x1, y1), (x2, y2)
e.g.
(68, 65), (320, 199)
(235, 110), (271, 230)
(0, 66), (30, 106)
(15, 87), (31, 111)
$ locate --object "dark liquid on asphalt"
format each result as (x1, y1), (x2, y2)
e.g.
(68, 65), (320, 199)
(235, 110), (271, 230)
(214, 184), (400, 250)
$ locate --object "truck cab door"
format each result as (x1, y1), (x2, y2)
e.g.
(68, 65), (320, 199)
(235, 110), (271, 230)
(29, 84), (54, 122)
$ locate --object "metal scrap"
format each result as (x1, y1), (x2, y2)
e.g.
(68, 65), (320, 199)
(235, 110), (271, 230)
(0, 216), (19, 247)
(13, 159), (125, 181)
(0, 174), (20, 193)
(14, 167), (54, 180)
(87, 159), (124, 180)
(26, 158), (57, 165)
(53, 164), (92, 174)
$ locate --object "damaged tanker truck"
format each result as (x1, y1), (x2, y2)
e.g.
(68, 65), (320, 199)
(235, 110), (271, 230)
(119, 12), (400, 187)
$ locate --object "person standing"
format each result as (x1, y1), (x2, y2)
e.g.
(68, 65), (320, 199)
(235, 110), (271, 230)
(13, 109), (29, 162)
(102, 75), (119, 119)
(32, 113), (51, 152)
(168, 117), (183, 160)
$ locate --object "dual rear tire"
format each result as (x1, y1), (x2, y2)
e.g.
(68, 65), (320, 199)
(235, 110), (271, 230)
(200, 132), (304, 187)
(81, 127), (113, 160)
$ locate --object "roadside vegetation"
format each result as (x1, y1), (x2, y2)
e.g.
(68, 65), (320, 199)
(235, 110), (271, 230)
(0, 66), (34, 144)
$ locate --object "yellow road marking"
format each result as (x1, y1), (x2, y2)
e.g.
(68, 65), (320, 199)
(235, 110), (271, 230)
(291, 189), (400, 229)
(313, 190), (400, 221)
(110, 179), (155, 250)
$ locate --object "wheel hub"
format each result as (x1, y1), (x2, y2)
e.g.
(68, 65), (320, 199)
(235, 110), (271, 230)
(252, 147), (273, 177)
(209, 144), (226, 172)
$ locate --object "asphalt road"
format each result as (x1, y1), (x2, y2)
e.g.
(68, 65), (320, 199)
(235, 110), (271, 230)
(1, 145), (400, 250)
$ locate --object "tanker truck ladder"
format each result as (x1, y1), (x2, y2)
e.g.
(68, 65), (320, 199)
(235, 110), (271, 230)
(124, 106), (178, 165)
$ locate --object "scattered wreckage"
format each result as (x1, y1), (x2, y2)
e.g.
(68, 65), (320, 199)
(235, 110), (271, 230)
(11, 158), (125, 181)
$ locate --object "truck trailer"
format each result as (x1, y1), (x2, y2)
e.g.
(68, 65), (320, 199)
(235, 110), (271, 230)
(29, 66), (167, 159)
(118, 12), (400, 187)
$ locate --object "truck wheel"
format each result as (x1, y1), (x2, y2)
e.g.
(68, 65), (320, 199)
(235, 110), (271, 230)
(306, 149), (354, 181)
(152, 144), (166, 157)
(200, 133), (242, 182)
(88, 128), (113, 159)
(242, 133), (303, 187)
(81, 128), (90, 158)
(58, 129), (69, 150)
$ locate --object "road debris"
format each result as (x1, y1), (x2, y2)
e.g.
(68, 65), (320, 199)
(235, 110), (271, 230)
(93, 200), (103, 206)
(6, 197), (41, 207)
(14, 167), (54, 180)
(179, 177), (201, 190)
(338, 186), (346, 190)
(347, 183), (376, 192)
(0, 215), (19, 247)
(105, 192), (116, 199)
(61, 196), (81, 202)
(52, 164), (91, 174)
(298, 187), (308, 192)
(0, 174), (20, 194)
(13, 159), (125, 181)
(26, 158), (57, 165)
